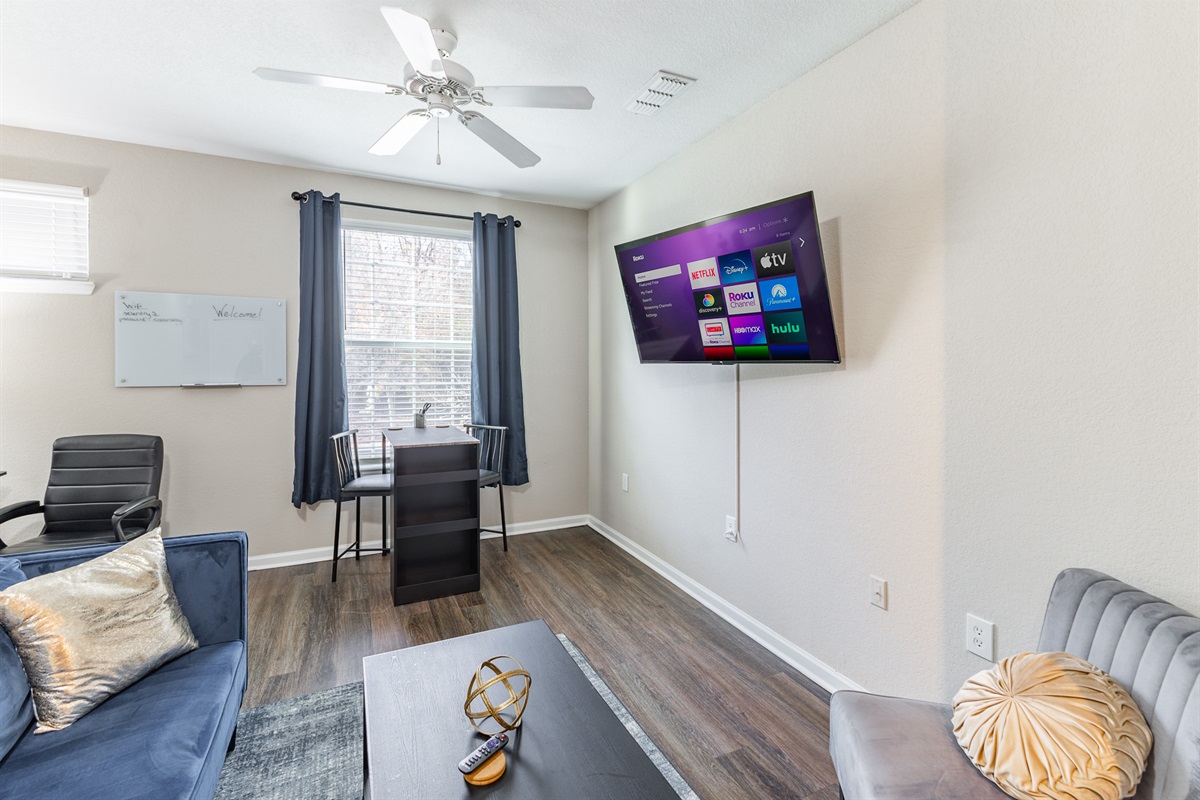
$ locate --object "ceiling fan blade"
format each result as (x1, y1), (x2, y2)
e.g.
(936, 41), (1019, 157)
(460, 112), (540, 168)
(379, 6), (445, 80)
(254, 67), (399, 94)
(477, 86), (594, 110)
(369, 111), (431, 155)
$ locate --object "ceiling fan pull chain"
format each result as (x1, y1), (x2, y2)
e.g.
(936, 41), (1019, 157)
(436, 117), (442, 165)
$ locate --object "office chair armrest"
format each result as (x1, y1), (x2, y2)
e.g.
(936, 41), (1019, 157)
(0, 500), (43, 526)
(112, 495), (163, 542)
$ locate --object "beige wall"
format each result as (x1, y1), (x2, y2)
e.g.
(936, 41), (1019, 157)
(0, 127), (589, 557)
(588, 0), (1198, 701)
(2, 0), (1196, 704)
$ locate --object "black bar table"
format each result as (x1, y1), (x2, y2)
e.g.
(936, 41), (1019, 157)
(385, 426), (480, 605)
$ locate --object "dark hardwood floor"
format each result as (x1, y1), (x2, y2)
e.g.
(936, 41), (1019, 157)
(246, 526), (839, 800)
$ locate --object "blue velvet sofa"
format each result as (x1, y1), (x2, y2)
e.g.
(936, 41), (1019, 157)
(0, 531), (248, 800)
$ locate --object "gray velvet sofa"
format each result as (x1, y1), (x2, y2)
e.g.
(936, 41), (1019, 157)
(829, 568), (1200, 799)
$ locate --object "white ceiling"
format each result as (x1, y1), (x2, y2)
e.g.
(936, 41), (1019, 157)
(0, 1), (918, 209)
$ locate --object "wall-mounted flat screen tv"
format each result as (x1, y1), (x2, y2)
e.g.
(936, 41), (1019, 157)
(614, 191), (839, 364)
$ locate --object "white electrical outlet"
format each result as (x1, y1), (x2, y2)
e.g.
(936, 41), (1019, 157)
(724, 515), (738, 542)
(870, 576), (888, 610)
(966, 614), (995, 661)
(621, 473), (629, 492)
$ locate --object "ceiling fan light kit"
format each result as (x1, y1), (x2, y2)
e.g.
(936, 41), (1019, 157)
(256, 5), (594, 169)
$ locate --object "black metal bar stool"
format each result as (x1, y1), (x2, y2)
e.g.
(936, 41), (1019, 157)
(463, 424), (508, 551)
(329, 430), (391, 582)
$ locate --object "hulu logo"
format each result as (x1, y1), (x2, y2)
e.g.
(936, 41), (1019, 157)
(764, 311), (807, 343)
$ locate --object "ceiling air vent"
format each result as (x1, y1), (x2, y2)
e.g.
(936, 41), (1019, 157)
(625, 71), (695, 116)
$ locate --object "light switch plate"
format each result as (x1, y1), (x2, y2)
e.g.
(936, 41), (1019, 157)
(870, 576), (888, 610)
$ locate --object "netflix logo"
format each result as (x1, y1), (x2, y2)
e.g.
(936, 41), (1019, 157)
(687, 257), (721, 290)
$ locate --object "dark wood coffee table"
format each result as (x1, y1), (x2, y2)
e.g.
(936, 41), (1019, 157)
(363, 620), (680, 799)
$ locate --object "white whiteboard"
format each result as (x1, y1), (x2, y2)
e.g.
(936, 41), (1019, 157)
(114, 291), (287, 387)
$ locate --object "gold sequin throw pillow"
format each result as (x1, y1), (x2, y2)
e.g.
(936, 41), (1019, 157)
(0, 533), (197, 732)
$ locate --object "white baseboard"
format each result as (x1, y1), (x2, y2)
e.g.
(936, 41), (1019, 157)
(480, 514), (591, 540)
(246, 514), (590, 572)
(585, 515), (864, 695)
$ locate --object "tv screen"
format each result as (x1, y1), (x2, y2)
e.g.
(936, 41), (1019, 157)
(614, 192), (839, 364)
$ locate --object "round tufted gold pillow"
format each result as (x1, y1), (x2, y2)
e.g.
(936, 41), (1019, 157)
(952, 651), (1152, 800)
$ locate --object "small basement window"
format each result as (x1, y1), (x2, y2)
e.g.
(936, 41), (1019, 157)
(0, 179), (94, 294)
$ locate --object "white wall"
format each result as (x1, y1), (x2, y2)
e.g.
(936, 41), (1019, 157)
(588, 0), (1199, 701)
(0, 127), (590, 557)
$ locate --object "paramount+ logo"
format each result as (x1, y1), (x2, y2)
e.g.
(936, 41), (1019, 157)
(764, 311), (807, 344)
(759, 276), (802, 311)
(722, 284), (761, 314)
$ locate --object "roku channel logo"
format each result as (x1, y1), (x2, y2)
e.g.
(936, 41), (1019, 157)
(722, 284), (761, 314)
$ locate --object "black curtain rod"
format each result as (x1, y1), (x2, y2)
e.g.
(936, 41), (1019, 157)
(290, 191), (520, 227)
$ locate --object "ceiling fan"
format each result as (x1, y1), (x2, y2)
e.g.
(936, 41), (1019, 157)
(255, 5), (593, 169)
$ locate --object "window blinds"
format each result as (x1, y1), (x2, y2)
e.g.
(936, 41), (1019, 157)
(0, 179), (89, 280)
(342, 225), (473, 460)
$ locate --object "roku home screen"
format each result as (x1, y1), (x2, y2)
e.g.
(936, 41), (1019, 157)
(615, 193), (839, 363)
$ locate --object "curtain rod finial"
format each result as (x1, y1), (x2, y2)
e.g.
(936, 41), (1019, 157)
(291, 191), (309, 203)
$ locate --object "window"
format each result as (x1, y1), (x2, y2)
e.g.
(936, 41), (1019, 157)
(0, 179), (93, 294)
(343, 223), (473, 461)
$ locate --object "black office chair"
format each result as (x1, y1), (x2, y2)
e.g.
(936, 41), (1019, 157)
(0, 434), (165, 555)
(463, 424), (508, 552)
(329, 430), (391, 582)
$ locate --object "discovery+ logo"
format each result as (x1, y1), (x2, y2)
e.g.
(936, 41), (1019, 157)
(693, 288), (727, 317)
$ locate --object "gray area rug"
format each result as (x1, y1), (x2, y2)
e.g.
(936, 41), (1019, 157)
(215, 634), (699, 800)
(214, 681), (363, 800)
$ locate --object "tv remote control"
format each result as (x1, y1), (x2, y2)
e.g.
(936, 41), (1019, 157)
(458, 732), (508, 774)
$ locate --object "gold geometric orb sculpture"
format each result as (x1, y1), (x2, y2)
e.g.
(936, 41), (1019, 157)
(464, 655), (531, 735)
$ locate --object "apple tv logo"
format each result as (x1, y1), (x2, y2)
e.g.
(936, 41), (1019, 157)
(752, 241), (795, 279)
